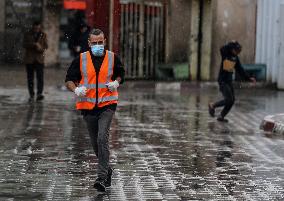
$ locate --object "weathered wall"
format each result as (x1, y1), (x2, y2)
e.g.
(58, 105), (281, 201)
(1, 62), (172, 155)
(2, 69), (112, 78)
(188, 0), (199, 80)
(165, 0), (191, 63)
(43, 4), (61, 67)
(279, 4), (284, 89)
(0, 0), (5, 61)
(200, 0), (213, 81)
(256, 0), (284, 85)
(189, 0), (213, 81)
(211, 0), (257, 80)
(0, 1), (4, 32)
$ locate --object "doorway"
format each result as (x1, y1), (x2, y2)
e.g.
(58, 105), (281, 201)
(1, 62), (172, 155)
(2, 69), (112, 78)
(119, 1), (166, 79)
(189, 0), (213, 81)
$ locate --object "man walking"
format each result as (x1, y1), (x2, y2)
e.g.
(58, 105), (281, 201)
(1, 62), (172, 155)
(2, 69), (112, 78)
(23, 21), (48, 102)
(209, 41), (256, 122)
(65, 29), (125, 192)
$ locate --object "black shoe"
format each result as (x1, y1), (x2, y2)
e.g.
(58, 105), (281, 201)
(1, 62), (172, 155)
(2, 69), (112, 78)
(208, 103), (215, 117)
(28, 96), (34, 103)
(217, 116), (229, 123)
(36, 94), (44, 101)
(94, 178), (107, 192)
(105, 168), (113, 187)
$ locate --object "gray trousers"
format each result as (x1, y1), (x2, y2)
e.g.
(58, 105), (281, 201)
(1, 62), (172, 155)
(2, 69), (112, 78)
(83, 109), (114, 179)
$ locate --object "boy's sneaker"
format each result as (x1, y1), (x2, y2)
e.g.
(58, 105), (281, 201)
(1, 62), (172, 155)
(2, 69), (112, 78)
(208, 103), (215, 117)
(28, 96), (34, 103)
(217, 116), (229, 123)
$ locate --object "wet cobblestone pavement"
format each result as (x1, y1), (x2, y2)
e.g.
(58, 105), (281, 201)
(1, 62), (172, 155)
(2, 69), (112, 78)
(0, 67), (284, 200)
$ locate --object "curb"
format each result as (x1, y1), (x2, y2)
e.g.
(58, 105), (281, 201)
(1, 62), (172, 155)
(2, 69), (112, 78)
(260, 114), (284, 134)
(120, 81), (273, 90)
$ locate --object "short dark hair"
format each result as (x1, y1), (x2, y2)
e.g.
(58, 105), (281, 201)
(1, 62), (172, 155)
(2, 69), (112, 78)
(230, 41), (242, 51)
(33, 21), (41, 27)
(89, 28), (104, 38)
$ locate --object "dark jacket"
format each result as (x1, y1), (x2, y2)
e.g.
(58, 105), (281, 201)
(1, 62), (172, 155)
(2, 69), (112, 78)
(218, 43), (250, 83)
(23, 30), (48, 64)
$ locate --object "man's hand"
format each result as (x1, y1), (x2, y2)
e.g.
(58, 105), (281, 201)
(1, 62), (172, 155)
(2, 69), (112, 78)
(35, 43), (42, 51)
(74, 86), (87, 97)
(250, 77), (256, 86)
(250, 77), (256, 83)
(105, 80), (119, 92)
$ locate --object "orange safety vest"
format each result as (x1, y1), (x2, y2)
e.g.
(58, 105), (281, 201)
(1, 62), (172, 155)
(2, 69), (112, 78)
(76, 50), (118, 110)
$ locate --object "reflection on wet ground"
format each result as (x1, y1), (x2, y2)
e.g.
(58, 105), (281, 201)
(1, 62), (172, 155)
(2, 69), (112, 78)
(0, 84), (284, 200)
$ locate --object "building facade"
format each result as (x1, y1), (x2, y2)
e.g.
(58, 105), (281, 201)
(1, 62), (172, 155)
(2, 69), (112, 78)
(1, 0), (283, 89)
(0, 0), (44, 63)
(210, 0), (257, 81)
(255, 0), (284, 89)
(0, 0), (62, 66)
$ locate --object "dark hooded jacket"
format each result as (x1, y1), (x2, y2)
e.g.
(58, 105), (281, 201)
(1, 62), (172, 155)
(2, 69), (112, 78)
(218, 42), (250, 83)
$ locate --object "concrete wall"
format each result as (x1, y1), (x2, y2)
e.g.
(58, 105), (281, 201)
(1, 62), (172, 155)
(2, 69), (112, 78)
(256, 0), (284, 85)
(43, 3), (61, 67)
(211, 0), (257, 80)
(277, 3), (284, 89)
(189, 0), (213, 81)
(0, 1), (4, 32)
(0, 0), (5, 61)
(165, 0), (191, 63)
(188, 0), (199, 80)
(200, 0), (213, 81)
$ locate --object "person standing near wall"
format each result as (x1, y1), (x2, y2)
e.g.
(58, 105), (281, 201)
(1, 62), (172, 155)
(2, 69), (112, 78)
(23, 21), (48, 102)
(209, 41), (256, 122)
(65, 29), (125, 192)
(68, 23), (90, 57)
(77, 23), (90, 54)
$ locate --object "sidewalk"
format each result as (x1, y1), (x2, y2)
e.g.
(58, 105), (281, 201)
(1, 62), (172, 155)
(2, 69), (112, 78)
(0, 63), (276, 90)
(1, 63), (284, 200)
(261, 114), (284, 135)
(121, 81), (275, 91)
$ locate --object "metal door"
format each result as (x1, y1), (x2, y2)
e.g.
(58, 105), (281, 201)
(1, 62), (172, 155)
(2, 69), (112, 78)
(278, 4), (284, 89)
(120, 0), (165, 79)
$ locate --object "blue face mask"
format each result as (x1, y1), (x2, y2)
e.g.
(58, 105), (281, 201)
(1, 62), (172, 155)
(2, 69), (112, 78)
(91, 45), (104, 56)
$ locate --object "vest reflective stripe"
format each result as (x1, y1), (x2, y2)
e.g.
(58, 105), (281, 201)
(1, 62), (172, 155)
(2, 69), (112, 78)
(79, 83), (107, 89)
(77, 97), (96, 103)
(82, 53), (88, 85)
(81, 51), (114, 86)
(107, 51), (113, 82)
(77, 96), (118, 103)
(99, 95), (118, 103)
